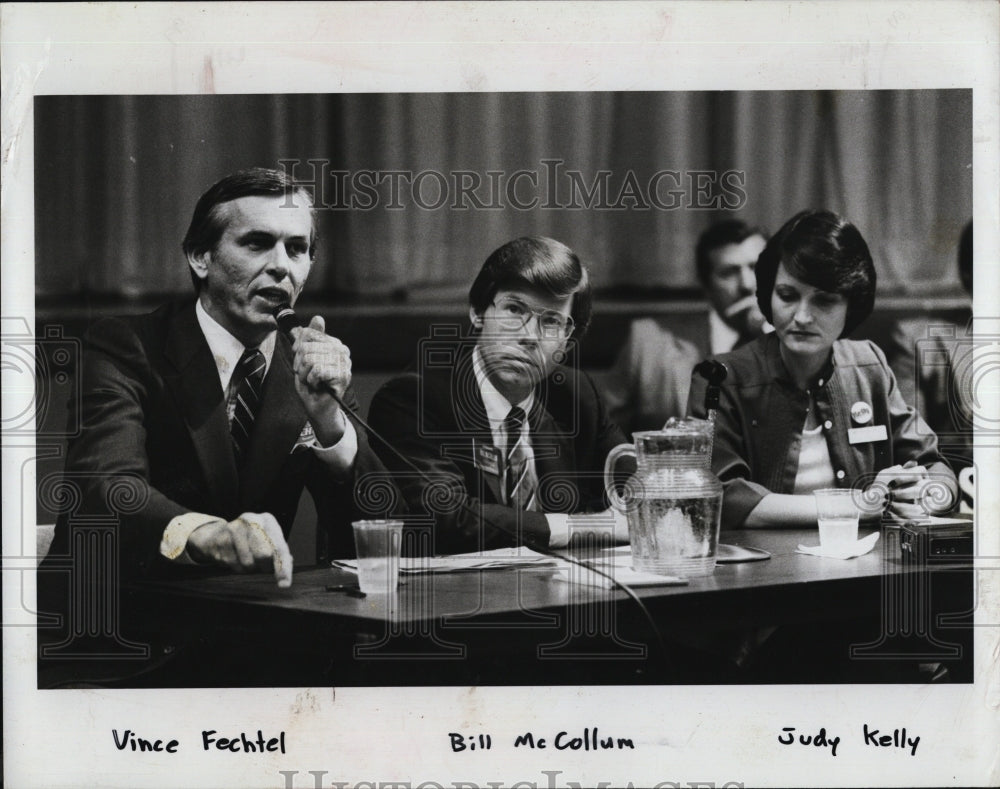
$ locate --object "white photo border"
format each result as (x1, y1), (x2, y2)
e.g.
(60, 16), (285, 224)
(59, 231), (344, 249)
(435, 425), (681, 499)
(3, 3), (998, 788)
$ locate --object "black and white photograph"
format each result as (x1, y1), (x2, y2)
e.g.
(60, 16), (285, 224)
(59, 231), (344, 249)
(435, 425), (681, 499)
(3, 3), (998, 788)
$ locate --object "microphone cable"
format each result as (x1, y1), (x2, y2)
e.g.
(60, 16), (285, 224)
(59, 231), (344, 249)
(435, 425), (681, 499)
(275, 304), (673, 677)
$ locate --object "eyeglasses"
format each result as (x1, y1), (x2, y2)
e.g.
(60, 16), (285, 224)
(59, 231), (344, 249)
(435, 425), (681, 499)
(489, 297), (575, 338)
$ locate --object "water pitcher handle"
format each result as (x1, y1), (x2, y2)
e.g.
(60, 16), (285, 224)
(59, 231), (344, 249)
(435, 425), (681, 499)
(604, 442), (635, 511)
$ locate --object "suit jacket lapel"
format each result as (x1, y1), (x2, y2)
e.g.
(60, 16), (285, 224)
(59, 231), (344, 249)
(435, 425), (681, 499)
(530, 396), (576, 499)
(163, 303), (239, 515)
(238, 336), (308, 503)
(470, 391), (505, 507)
(449, 353), (505, 505)
(479, 436), (504, 505)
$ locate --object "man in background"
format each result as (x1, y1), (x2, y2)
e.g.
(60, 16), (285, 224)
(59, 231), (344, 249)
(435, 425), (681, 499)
(602, 220), (769, 433)
(887, 221), (974, 472)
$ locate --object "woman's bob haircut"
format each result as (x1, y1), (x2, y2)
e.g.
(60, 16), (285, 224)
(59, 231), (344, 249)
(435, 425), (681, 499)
(755, 209), (876, 337)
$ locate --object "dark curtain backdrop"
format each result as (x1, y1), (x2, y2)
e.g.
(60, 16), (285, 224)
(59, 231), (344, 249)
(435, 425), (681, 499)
(34, 91), (971, 301)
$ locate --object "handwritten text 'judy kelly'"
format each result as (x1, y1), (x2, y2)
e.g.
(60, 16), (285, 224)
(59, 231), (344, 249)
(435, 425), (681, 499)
(778, 725), (920, 757)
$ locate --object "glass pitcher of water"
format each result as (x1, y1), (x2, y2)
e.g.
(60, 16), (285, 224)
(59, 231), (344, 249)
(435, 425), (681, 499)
(604, 417), (723, 578)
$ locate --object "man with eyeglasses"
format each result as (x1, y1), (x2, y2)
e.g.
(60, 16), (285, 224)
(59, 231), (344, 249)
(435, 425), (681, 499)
(368, 236), (630, 554)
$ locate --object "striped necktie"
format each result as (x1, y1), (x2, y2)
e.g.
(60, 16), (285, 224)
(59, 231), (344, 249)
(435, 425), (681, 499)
(503, 406), (538, 511)
(231, 348), (266, 465)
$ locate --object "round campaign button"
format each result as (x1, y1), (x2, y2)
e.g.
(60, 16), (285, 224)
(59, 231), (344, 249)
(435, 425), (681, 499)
(851, 401), (873, 424)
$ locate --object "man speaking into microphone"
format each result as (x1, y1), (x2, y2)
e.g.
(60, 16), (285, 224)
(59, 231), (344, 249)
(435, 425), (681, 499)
(41, 168), (388, 599)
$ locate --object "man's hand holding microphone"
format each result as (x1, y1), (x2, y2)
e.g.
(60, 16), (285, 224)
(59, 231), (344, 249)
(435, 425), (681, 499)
(185, 308), (351, 587)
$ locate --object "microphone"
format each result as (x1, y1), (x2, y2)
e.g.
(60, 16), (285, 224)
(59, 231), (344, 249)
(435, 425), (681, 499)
(694, 359), (728, 457)
(273, 303), (346, 406)
(273, 303), (304, 335)
(694, 359), (728, 412)
(694, 358), (728, 386)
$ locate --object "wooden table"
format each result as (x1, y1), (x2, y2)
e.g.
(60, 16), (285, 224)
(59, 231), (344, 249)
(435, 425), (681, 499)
(114, 526), (973, 687)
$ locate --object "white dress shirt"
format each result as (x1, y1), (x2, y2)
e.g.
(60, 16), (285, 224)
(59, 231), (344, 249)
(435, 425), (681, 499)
(709, 309), (742, 355)
(708, 309), (773, 354)
(471, 347), (570, 548)
(160, 301), (357, 563)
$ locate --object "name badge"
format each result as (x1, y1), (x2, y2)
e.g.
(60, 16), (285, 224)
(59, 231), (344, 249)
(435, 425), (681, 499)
(473, 439), (503, 477)
(848, 424), (888, 444)
(292, 421), (317, 452)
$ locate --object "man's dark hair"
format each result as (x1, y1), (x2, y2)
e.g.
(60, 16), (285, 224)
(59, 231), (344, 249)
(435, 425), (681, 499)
(468, 236), (593, 337)
(755, 209), (877, 337)
(182, 167), (316, 289)
(695, 219), (767, 285)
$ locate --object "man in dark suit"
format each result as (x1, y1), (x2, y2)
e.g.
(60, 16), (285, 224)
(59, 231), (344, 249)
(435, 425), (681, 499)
(368, 236), (629, 555)
(38, 169), (390, 682)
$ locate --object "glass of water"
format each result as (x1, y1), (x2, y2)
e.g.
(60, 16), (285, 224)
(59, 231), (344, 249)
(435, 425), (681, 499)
(813, 489), (861, 552)
(351, 520), (404, 594)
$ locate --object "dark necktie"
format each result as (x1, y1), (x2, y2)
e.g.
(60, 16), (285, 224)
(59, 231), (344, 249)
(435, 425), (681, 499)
(230, 348), (266, 465)
(503, 406), (537, 510)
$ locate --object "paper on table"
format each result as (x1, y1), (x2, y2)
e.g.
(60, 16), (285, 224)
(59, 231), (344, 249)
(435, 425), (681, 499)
(596, 544), (773, 562)
(553, 563), (688, 589)
(882, 513), (974, 530)
(552, 549), (688, 588)
(796, 531), (880, 559)
(331, 546), (558, 575)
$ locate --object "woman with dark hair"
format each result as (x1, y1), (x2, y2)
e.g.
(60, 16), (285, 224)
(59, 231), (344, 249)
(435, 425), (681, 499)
(689, 210), (957, 529)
